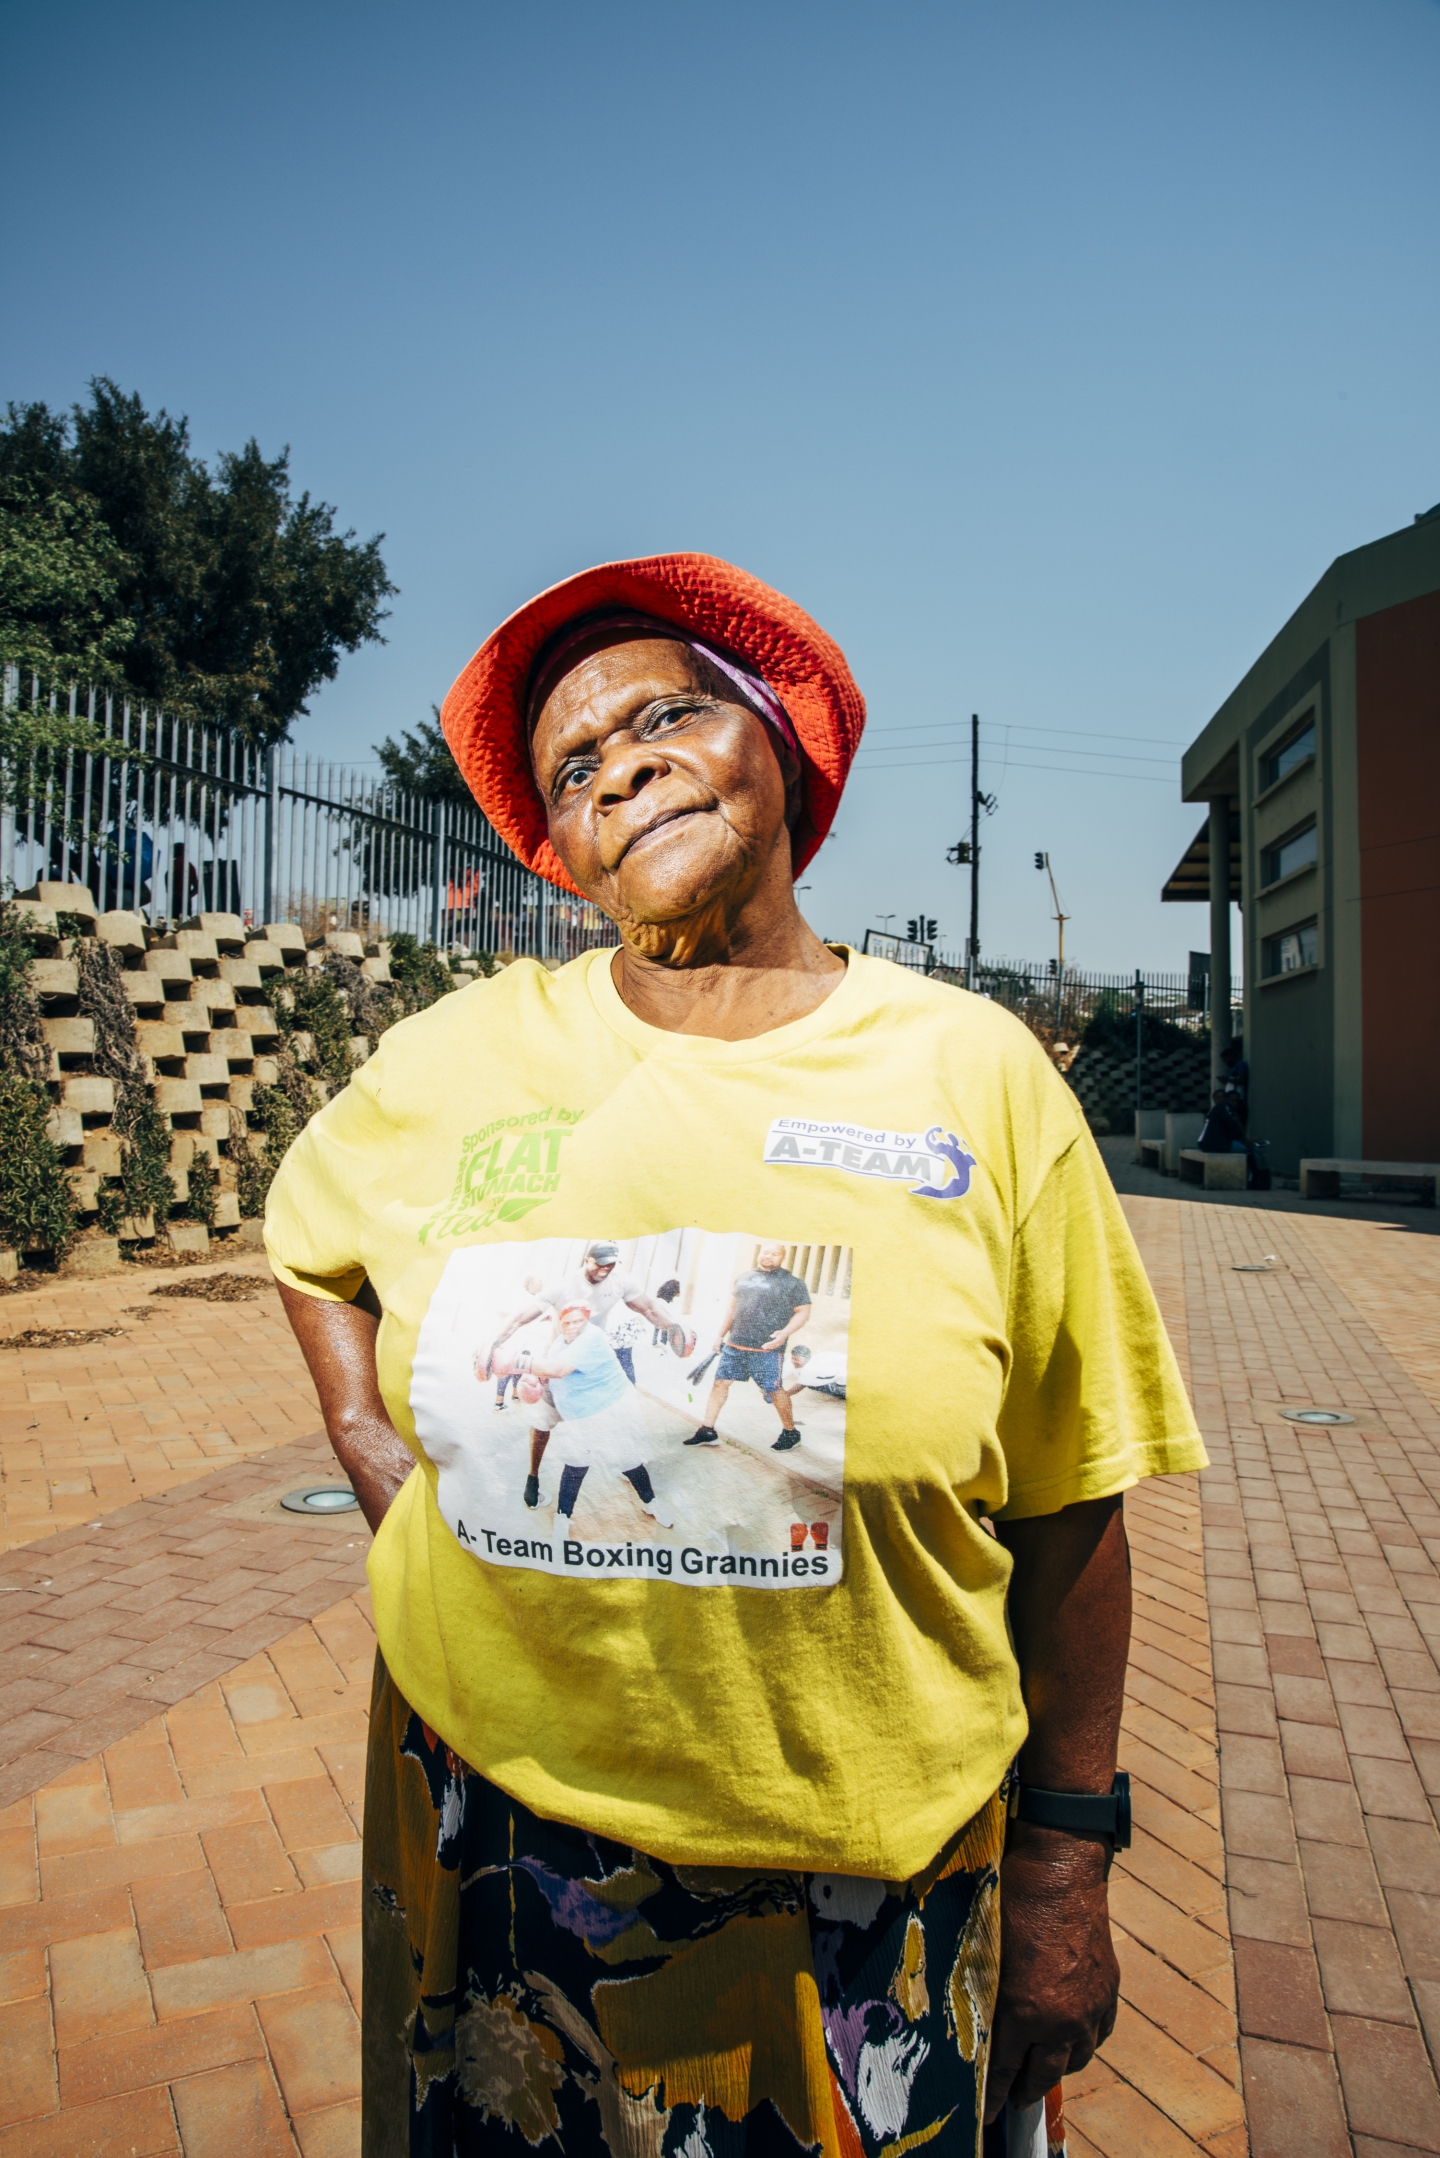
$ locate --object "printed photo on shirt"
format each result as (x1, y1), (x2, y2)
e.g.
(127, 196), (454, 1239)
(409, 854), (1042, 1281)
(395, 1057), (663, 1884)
(409, 1229), (851, 1588)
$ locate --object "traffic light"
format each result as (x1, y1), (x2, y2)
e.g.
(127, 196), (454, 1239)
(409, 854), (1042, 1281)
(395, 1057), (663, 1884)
(1034, 851), (1047, 871)
(907, 917), (938, 942)
(906, 919), (919, 941)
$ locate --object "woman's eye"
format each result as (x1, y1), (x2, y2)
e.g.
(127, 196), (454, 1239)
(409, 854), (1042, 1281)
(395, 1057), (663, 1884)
(645, 703), (691, 734)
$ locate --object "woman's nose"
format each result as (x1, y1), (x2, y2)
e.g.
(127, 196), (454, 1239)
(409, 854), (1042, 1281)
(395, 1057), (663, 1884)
(595, 735), (668, 804)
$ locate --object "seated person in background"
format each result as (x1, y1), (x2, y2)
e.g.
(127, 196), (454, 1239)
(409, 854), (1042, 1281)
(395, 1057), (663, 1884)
(1220, 1039), (1249, 1129)
(1197, 1087), (1248, 1155)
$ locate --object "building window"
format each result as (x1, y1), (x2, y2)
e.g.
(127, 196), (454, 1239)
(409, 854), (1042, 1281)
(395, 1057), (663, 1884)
(1263, 918), (1318, 977)
(1260, 715), (1316, 790)
(1261, 819), (1317, 888)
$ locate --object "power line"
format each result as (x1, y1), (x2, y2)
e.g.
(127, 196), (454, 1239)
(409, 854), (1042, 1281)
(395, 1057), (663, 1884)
(855, 741), (1177, 772)
(863, 742), (1174, 776)
(855, 736), (1179, 773)
(861, 718), (1186, 750)
(855, 738), (1178, 772)
(853, 754), (1177, 783)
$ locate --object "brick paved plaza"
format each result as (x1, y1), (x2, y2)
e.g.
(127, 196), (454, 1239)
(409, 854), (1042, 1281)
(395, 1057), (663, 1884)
(0, 1180), (1435, 2154)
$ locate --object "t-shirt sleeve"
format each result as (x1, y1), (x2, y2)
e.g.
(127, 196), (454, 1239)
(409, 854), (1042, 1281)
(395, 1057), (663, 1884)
(264, 1067), (390, 1305)
(994, 1128), (1207, 1520)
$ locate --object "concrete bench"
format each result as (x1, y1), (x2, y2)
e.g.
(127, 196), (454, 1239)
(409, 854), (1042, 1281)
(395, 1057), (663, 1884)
(1134, 1111), (1166, 1163)
(1180, 1149), (1248, 1190)
(1299, 1159), (1440, 1204)
(1165, 1113), (1206, 1176)
(1135, 1112), (1206, 1176)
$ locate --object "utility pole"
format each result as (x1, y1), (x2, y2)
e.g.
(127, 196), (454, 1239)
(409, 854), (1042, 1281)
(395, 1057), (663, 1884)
(1134, 970), (1145, 1123)
(969, 713), (980, 981)
(1034, 851), (1071, 1031)
(948, 714), (994, 990)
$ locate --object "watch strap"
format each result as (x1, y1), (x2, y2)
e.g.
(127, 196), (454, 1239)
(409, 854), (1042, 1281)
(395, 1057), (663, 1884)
(1011, 1773), (1131, 1849)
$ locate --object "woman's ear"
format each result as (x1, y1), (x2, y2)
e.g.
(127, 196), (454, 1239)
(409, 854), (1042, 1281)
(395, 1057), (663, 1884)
(776, 739), (804, 832)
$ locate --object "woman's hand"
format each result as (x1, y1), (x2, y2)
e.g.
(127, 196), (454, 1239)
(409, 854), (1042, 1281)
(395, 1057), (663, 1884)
(988, 1494), (1130, 2123)
(277, 1280), (414, 1536)
(987, 1825), (1120, 2113)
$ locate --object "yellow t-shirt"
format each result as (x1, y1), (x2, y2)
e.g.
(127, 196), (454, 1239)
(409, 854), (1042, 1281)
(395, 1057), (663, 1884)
(265, 947), (1205, 1878)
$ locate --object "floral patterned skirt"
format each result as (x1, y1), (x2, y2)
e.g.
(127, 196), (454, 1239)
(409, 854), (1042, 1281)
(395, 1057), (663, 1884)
(361, 1654), (1066, 2158)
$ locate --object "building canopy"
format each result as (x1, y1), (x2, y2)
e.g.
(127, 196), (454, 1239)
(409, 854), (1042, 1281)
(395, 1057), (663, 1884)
(1161, 812), (1241, 903)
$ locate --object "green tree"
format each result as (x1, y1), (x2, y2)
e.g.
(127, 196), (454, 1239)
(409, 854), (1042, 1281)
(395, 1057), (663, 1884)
(374, 706), (472, 807)
(0, 484), (134, 687)
(0, 483), (130, 777)
(0, 379), (396, 745)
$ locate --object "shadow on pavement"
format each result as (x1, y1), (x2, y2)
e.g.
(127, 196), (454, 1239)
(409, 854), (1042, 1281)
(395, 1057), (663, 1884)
(1096, 1134), (1440, 1235)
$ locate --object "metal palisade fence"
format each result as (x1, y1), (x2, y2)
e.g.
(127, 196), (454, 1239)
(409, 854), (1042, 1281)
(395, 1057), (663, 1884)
(0, 679), (618, 960)
(856, 936), (1239, 1036)
(931, 951), (1242, 1037)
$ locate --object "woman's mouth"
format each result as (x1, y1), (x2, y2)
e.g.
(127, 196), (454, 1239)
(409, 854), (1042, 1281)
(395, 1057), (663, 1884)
(621, 806), (707, 859)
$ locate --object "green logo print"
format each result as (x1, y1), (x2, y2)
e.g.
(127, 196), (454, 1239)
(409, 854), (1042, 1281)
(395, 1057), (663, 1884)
(419, 1108), (584, 1244)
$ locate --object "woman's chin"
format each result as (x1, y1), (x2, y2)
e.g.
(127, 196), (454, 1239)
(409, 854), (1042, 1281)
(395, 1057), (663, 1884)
(613, 891), (733, 968)
(609, 849), (745, 935)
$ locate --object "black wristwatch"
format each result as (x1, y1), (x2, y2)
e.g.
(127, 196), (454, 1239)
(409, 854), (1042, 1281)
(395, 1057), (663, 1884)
(1010, 1773), (1131, 1849)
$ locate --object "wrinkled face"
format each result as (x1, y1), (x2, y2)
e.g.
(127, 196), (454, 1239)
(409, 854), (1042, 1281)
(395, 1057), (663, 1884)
(530, 638), (794, 942)
(757, 1241), (786, 1271)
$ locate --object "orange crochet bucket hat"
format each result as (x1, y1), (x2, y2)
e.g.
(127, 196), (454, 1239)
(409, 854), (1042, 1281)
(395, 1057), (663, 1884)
(439, 552), (866, 897)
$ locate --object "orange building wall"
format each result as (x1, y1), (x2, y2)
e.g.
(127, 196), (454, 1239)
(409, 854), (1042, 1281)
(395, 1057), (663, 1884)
(1356, 588), (1440, 1159)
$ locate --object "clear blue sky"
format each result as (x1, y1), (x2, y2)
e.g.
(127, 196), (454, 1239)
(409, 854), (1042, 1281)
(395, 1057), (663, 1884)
(4, 0), (1438, 970)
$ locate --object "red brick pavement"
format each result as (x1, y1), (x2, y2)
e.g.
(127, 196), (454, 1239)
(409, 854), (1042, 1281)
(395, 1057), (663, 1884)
(0, 1497), (1241, 2158)
(1062, 1195), (1245, 2158)
(0, 1202), (1283, 2154)
(1163, 1196), (1440, 2157)
(0, 1260), (320, 1550)
(0, 1426), (369, 1812)
(0, 1589), (374, 2155)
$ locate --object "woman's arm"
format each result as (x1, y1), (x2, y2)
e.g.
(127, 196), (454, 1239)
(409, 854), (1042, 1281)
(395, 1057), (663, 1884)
(986, 1493), (1129, 2121)
(277, 1280), (415, 1536)
(529, 1345), (581, 1380)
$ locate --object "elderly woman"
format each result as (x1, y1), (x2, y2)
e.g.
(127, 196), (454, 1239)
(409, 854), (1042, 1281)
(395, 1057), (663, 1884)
(267, 553), (1204, 2158)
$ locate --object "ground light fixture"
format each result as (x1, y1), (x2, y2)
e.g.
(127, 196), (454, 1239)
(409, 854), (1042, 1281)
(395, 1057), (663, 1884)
(1280, 1409), (1357, 1427)
(281, 1486), (361, 1514)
